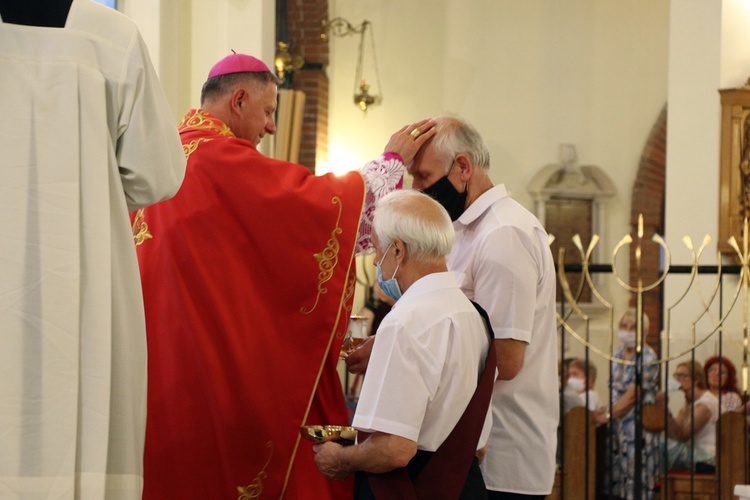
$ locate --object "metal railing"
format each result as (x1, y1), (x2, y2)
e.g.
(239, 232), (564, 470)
(555, 217), (750, 499)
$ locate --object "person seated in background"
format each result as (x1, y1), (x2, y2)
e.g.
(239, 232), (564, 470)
(566, 358), (601, 412)
(559, 357), (576, 384)
(704, 356), (742, 413)
(658, 360), (719, 472)
(561, 357), (586, 415)
(557, 357), (604, 475)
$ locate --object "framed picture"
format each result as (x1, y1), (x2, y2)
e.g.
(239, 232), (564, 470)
(718, 83), (750, 255)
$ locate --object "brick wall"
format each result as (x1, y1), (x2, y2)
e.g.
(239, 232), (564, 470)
(286, 0), (328, 173)
(629, 104), (667, 351)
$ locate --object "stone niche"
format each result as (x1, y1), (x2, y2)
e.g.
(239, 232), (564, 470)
(528, 144), (616, 305)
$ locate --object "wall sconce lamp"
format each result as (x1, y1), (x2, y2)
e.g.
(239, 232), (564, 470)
(322, 17), (383, 112)
(274, 41), (304, 83)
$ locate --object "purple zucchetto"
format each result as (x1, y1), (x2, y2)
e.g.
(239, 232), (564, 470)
(207, 51), (271, 79)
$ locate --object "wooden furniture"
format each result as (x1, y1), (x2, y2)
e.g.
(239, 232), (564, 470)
(546, 407), (596, 500)
(661, 412), (749, 500)
(720, 411), (749, 498)
(719, 82), (750, 255)
(661, 473), (716, 500)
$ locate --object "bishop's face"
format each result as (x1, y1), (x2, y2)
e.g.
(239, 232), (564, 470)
(235, 81), (278, 147)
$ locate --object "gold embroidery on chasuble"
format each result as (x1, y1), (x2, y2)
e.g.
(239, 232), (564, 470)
(329, 270), (359, 343)
(236, 442), (274, 500)
(183, 138), (214, 159)
(178, 109), (234, 138)
(180, 110), (234, 159)
(131, 208), (152, 245)
(300, 197), (344, 315)
(132, 111), (234, 246)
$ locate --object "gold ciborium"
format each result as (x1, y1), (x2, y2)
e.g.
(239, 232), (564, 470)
(299, 425), (357, 446)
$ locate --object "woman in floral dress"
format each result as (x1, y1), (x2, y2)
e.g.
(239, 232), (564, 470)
(605, 308), (661, 499)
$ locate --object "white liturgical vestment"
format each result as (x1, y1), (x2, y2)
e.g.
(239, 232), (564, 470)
(0, 0), (185, 497)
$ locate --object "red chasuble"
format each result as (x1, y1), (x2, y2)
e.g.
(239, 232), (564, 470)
(137, 110), (364, 499)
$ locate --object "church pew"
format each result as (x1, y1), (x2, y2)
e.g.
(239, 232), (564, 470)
(661, 411), (749, 500)
(547, 406), (597, 500)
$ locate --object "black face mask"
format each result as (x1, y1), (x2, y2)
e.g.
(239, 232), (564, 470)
(420, 175), (468, 221)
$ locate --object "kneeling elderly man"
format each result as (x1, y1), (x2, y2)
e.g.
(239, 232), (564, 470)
(313, 190), (496, 499)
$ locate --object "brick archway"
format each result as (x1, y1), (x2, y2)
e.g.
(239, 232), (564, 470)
(629, 104), (667, 349)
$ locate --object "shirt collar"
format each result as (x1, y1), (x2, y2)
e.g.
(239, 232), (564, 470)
(455, 184), (508, 225)
(392, 271), (457, 308)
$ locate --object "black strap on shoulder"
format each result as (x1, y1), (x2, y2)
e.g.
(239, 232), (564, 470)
(470, 300), (495, 345)
(365, 300), (497, 499)
(0, 0), (73, 27)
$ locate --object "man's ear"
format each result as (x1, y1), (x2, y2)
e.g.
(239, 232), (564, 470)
(229, 88), (246, 116)
(392, 238), (407, 263)
(454, 153), (474, 182)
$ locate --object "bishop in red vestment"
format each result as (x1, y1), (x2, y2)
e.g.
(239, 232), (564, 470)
(135, 53), (435, 499)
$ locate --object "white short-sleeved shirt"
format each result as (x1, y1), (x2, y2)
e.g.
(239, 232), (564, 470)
(352, 272), (493, 451)
(451, 184), (559, 495)
(586, 389), (601, 412)
(693, 391), (719, 456)
(717, 391), (742, 413)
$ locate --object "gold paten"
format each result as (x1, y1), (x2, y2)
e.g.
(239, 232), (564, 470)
(300, 425), (357, 445)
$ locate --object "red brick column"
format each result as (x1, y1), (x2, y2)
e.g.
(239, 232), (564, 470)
(286, 0), (329, 173)
(629, 104), (667, 352)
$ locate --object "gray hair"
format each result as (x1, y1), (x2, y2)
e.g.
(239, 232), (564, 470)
(620, 307), (650, 333)
(432, 116), (491, 173)
(200, 71), (280, 105)
(373, 190), (454, 262)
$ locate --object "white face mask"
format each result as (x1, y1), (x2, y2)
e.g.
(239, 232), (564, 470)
(667, 377), (681, 394)
(566, 377), (586, 393)
(618, 329), (636, 349)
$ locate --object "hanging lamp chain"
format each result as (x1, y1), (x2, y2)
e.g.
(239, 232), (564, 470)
(352, 21), (383, 103)
(322, 17), (383, 109)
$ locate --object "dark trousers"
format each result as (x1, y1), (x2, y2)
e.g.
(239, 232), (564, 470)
(353, 450), (487, 499)
(486, 492), (546, 500)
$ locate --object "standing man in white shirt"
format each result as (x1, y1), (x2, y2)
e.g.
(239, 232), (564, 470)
(348, 116), (559, 498)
